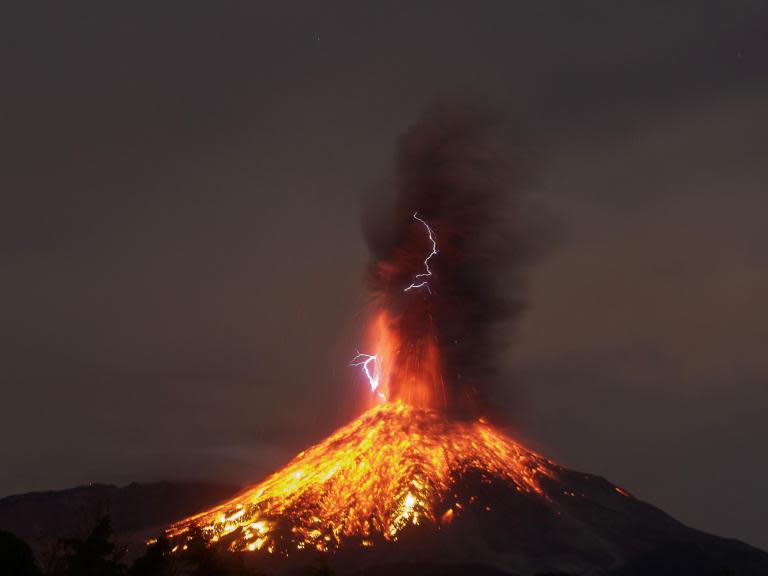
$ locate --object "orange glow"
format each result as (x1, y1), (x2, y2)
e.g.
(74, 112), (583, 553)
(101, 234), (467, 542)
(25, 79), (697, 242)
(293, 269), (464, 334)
(166, 401), (557, 553)
(362, 309), (446, 409)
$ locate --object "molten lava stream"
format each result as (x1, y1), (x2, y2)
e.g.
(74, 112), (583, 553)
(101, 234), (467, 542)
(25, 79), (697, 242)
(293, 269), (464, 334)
(166, 401), (558, 554)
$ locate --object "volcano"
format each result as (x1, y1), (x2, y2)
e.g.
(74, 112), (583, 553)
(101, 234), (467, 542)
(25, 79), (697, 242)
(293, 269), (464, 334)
(166, 402), (553, 553)
(164, 401), (768, 575)
(163, 106), (768, 574)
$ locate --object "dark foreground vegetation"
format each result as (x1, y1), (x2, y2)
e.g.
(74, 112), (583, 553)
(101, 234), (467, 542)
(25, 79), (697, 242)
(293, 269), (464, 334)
(0, 514), (752, 576)
(0, 516), (275, 576)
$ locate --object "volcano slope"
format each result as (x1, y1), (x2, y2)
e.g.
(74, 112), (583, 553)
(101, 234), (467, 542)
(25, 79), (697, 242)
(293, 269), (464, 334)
(165, 403), (768, 575)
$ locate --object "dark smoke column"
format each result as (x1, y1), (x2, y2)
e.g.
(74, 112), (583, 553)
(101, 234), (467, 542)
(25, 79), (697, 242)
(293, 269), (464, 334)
(363, 100), (536, 416)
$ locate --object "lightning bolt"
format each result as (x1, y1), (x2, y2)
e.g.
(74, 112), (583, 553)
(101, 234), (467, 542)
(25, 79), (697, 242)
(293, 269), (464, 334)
(350, 352), (386, 400)
(404, 212), (438, 293)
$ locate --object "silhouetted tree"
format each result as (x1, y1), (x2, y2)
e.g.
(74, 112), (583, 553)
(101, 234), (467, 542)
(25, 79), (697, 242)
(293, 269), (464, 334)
(55, 515), (124, 576)
(129, 527), (273, 576)
(0, 529), (40, 576)
(167, 528), (254, 576)
(178, 527), (221, 576)
(127, 535), (174, 576)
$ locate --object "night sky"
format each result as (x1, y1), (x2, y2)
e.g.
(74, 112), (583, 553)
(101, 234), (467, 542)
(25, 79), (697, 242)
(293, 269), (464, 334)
(2, 2), (767, 551)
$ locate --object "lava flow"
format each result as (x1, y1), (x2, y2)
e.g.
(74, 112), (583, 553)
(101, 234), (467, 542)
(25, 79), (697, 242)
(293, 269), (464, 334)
(165, 402), (557, 554)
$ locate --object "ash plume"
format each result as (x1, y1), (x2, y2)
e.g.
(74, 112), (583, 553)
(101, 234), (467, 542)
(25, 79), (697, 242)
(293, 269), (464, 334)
(363, 100), (541, 415)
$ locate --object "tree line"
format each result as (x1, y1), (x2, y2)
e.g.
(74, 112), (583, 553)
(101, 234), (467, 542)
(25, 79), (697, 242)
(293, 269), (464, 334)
(0, 516), (333, 576)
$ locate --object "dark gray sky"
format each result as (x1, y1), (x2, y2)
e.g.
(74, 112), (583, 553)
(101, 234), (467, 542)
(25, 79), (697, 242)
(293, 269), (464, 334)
(1, 1), (767, 551)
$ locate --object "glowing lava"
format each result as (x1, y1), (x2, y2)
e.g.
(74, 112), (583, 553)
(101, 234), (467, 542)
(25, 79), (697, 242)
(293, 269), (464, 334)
(166, 402), (558, 554)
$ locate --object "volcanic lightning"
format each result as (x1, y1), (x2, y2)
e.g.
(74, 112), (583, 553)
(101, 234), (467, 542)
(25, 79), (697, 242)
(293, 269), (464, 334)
(403, 212), (438, 293)
(350, 352), (379, 392)
(350, 351), (385, 400)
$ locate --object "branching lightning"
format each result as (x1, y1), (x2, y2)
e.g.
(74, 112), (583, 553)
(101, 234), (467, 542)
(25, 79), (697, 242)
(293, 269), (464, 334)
(351, 352), (385, 400)
(350, 352), (378, 391)
(404, 211), (438, 293)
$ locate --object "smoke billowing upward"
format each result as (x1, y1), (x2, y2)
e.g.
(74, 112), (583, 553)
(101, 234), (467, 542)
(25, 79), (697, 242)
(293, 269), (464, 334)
(364, 101), (539, 415)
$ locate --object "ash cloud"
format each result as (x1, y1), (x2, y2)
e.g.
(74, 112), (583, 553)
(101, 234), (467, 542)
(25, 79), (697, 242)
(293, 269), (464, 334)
(363, 100), (542, 415)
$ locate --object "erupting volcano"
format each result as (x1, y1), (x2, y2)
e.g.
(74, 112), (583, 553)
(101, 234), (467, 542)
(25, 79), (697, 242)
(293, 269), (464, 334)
(167, 105), (537, 556)
(163, 105), (768, 575)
